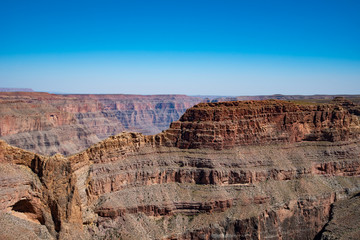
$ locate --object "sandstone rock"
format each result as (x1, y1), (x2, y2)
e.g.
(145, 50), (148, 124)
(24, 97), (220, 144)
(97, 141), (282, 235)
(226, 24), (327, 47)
(0, 99), (359, 239)
(0, 92), (201, 155)
(0, 140), (87, 239)
(162, 100), (360, 150)
(316, 192), (360, 240)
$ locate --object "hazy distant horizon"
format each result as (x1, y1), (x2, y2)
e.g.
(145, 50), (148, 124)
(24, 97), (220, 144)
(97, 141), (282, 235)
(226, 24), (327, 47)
(1, 87), (359, 98)
(1, 1), (359, 95)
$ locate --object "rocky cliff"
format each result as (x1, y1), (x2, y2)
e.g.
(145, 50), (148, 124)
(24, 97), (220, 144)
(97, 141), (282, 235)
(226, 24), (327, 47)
(315, 191), (360, 240)
(0, 99), (359, 240)
(0, 92), (201, 156)
(163, 99), (359, 149)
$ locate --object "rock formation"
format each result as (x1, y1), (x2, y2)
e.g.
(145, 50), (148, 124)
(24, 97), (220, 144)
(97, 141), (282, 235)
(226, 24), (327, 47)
(1, 92), (359, 156)
(316, 192), (360, 240)
(163, 100), (359, 149)
(0, 99), (359, 239)
(0, 92), (201, 155)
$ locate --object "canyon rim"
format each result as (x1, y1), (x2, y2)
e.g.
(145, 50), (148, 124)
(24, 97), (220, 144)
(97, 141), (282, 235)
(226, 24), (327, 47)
(0, 96), (359, 239)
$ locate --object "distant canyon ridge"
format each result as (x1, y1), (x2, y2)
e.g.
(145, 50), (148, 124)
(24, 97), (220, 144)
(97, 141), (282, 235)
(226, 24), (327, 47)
(0, 92), (200, 156)
(0, 91), (359, 156)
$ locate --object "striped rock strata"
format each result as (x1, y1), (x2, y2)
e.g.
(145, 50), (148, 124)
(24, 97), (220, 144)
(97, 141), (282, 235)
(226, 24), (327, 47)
(0, 99), (359, 240)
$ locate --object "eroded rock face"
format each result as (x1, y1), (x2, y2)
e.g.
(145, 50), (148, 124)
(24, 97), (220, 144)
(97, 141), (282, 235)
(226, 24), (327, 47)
(163, 100), (360, 149)
(316, 192), (360, 240)
(0, 92), (201, 155)
(0, 140), (87, 239)
(0, 99), (359, 239)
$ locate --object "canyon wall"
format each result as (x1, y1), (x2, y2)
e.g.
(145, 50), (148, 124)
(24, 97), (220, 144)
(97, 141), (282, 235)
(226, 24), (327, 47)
(163, 99), (360, 149)
(1, 92), (358, 156)
(0, 99), (359, 239)
(0, 92), (201, 156)
(316, 192), (360, 240)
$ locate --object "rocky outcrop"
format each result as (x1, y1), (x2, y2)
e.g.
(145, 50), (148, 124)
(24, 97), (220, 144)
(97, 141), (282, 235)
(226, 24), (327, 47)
(0, 99), (359, 239)
(316, 192), (360, 240)
(163, 100), (360, 149)
(172, 194), (336, 240)
(0, 140), (87, 239)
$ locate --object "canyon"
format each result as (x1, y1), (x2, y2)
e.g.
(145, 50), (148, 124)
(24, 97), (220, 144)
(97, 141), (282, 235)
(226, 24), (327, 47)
(0, 92), (201, 156)
(1, 91), (359, 157)
(0, 98), (359, 239)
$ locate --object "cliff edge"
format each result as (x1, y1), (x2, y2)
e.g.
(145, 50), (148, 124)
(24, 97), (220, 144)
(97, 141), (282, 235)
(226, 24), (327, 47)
(0, 99), (359, 240)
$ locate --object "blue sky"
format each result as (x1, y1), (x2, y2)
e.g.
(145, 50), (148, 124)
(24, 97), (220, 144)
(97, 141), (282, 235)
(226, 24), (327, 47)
(1, 0), (359, 95)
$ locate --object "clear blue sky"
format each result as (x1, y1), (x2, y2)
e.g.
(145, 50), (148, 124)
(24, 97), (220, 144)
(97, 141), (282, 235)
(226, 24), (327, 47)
(1, 0), (359, 95)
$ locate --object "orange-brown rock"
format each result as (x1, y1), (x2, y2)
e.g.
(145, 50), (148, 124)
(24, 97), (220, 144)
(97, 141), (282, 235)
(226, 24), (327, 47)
(0, 99), (359, 240)
(0, 100), (76, 136)
(0, 92), (201, 155)
(0, 140), (87, 239)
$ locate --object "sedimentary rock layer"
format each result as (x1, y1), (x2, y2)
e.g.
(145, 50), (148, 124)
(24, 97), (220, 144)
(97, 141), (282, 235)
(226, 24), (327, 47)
(0, 99), (359, 239)
(163, 99), (360, 149)
(315, 191), (360, 240)
(0, 92), (201, 155)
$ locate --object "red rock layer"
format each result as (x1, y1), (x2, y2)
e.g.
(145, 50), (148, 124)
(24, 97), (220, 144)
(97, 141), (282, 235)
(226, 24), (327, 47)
(0, 99), (76, 136)
(0, 99), (359, 240)
(0, 92), (201, 155)
(163, 100), (360, 149)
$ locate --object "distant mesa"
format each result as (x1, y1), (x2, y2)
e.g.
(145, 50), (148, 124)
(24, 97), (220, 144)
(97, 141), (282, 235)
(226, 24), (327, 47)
(0, 88), (34, 92)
